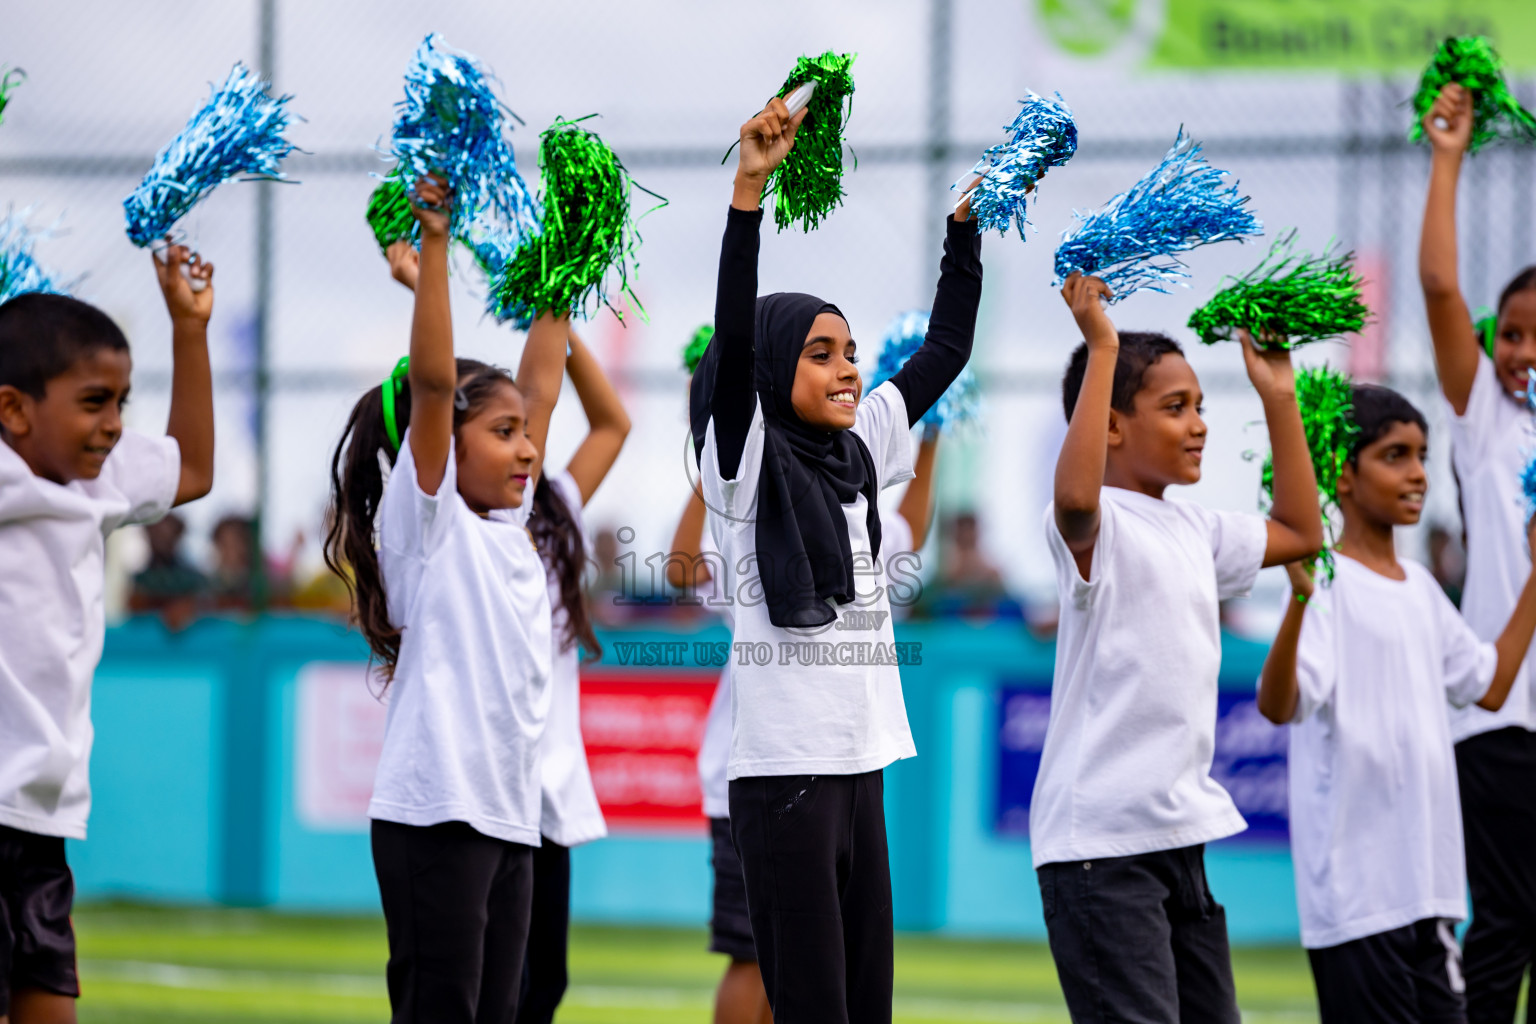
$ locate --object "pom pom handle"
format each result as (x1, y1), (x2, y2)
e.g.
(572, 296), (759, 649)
(783, 81), (816, 117)
(149, 238), (210, 292)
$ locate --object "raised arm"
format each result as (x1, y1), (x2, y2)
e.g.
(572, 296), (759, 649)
(517, 311), (572, 486)
(897, 431), (939, 550)
(888, 197), (980, 427)
(699, 96), (807, 478)
(404, 176), (457, 496)
(1244, 331), (1324, 566)
(153, 239), (216, 506)
(562, 326), (631, 504)
(1257, 563), (1313, 723)
(1480, 519), (1536, 710)
(1418, 83), (1479, 414)
(666, 484), (711, 590)
(1054, 273), (1118, 579)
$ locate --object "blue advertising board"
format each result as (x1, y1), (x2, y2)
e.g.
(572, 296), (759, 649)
(995, 685), (1290, 841)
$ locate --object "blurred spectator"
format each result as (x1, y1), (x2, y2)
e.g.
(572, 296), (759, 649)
(209, 515), (293, 610)
(925, 511), (1023, 620)
(1427, 523), (1465, 608)
(586, 526), (632, 626)
(128, 514), (208, 631)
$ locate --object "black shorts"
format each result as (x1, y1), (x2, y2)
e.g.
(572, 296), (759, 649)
(707, 816), (756, 962)
(0, 824), (79, 1016)
(1307, 917), (1467, 1024)
(1038, 844), (1240, 1024)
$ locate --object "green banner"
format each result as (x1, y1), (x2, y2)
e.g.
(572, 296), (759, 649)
(1146, 0), (1536, 70)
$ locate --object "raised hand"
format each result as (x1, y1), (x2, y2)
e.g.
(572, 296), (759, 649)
(732, 96), (809, 210)
(410, 174), (451, 239)
(1239, 327), (1296, 400)
(1060, 272), (1117, 352)
(153, 237), (214, 324)
(386, 240), (419, 292)
(1424, 82), (1473, 156)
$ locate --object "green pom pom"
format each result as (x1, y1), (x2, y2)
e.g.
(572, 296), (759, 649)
(1409, 36), (1536, 154)
(0, 67), (23, 128)
(682, 323), (714, 374)
(365, 171), (416, 253)
(763, 51), (857, 233)
(1189, 232), (1369, 350)
(1260, 364), (1359, 579)
(491, 116), (656, 323)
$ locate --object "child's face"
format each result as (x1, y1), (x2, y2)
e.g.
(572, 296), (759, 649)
(453, 379), (537, 514)
(1493, 288), (1536, 398)
(791, 312), (861, 432)
(1110, 353), (1206, 489)
(0, 348), (133, 485)
(1339, 420), (1428, 527)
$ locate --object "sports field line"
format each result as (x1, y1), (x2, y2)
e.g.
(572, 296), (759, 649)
(80, 959), (1316, 1024)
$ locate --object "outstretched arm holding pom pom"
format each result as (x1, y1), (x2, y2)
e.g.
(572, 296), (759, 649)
(153, 237), (217, 506)
(1419, 83), (1482, 414)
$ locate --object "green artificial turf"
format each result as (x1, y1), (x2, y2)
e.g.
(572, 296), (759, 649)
(71, 902), (1326, 1023)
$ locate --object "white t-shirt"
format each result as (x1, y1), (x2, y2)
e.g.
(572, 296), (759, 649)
(696, 520), (734, 819)
(0, 431), (180, 839)
(369, 433), (553, 846)
(701, 381), (918, 779)
(1445, 356), (1536, 742)
(1032, 487), (1267, 868)
(696, 507), (919, 816)
(535, 470), (607, 847)
(1283, 555), (1494, 948)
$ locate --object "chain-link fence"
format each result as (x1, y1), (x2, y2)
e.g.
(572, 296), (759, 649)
(4, 0), (1532, 608)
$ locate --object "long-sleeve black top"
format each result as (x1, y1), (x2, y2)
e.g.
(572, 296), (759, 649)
(701, 206), (984, 480)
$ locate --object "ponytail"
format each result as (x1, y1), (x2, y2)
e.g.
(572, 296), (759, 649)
(531, 476), (602, 661)
(325, 356), (515, 682)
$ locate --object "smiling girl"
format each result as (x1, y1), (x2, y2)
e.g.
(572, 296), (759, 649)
(688, 95), (982, 1021)
(1419, 82), (1536, 1024)
(324, 176), (569, 1023)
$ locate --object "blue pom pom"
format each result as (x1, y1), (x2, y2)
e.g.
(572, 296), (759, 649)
(123, 63), (297, 247)
(390, 34), (540, 245)
(955, 91), (1077, 239)
(0, 209), (69, 303)
(1523, 450), (1536, 521)
(869, 310), (980, 432)
(1053, 128), (1262, 301)
(1518, 367), (1536, 415)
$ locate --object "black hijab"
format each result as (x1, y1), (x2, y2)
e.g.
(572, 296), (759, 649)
(693, 291), (881, 629)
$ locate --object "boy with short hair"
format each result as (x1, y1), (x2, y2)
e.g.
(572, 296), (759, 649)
(1258, 385), (1536, 1023)
(1038, 273), (1322, 1022)
(0, 244), (215, 1024)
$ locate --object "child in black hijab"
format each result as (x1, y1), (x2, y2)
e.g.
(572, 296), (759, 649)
(690, 94), (982, 1021)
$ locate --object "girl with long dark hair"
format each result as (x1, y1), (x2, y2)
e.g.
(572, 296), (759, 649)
(324, 177), (569, 1023)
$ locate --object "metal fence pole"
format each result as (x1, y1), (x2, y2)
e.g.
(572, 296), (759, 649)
(254, 0), (276, 582)
(924, 0), (953, 264)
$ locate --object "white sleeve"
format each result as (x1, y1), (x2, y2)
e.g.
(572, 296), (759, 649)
(96, 431), (181, 531)
(1445, 356), (1501, 474)
(702, 401), (766, 524)
(1288, 587), (1336, 723)
(380, 431), (458, 560)
(1431, 575), (1498, 708)
(1205, 508), (1268, 601)
(853, 381), (916, 491)
(1044, 498), (1114, 611)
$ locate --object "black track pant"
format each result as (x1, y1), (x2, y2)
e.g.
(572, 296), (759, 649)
(516, 839), (571, 1024)
(1308, 918), (1467, 1024)
(1457, 727), (1536, 1024)
(372, 819), (535, 1024)
(729, 770), (894, 1024)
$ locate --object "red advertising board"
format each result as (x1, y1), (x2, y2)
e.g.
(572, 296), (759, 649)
(579, 669), (718, 832)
